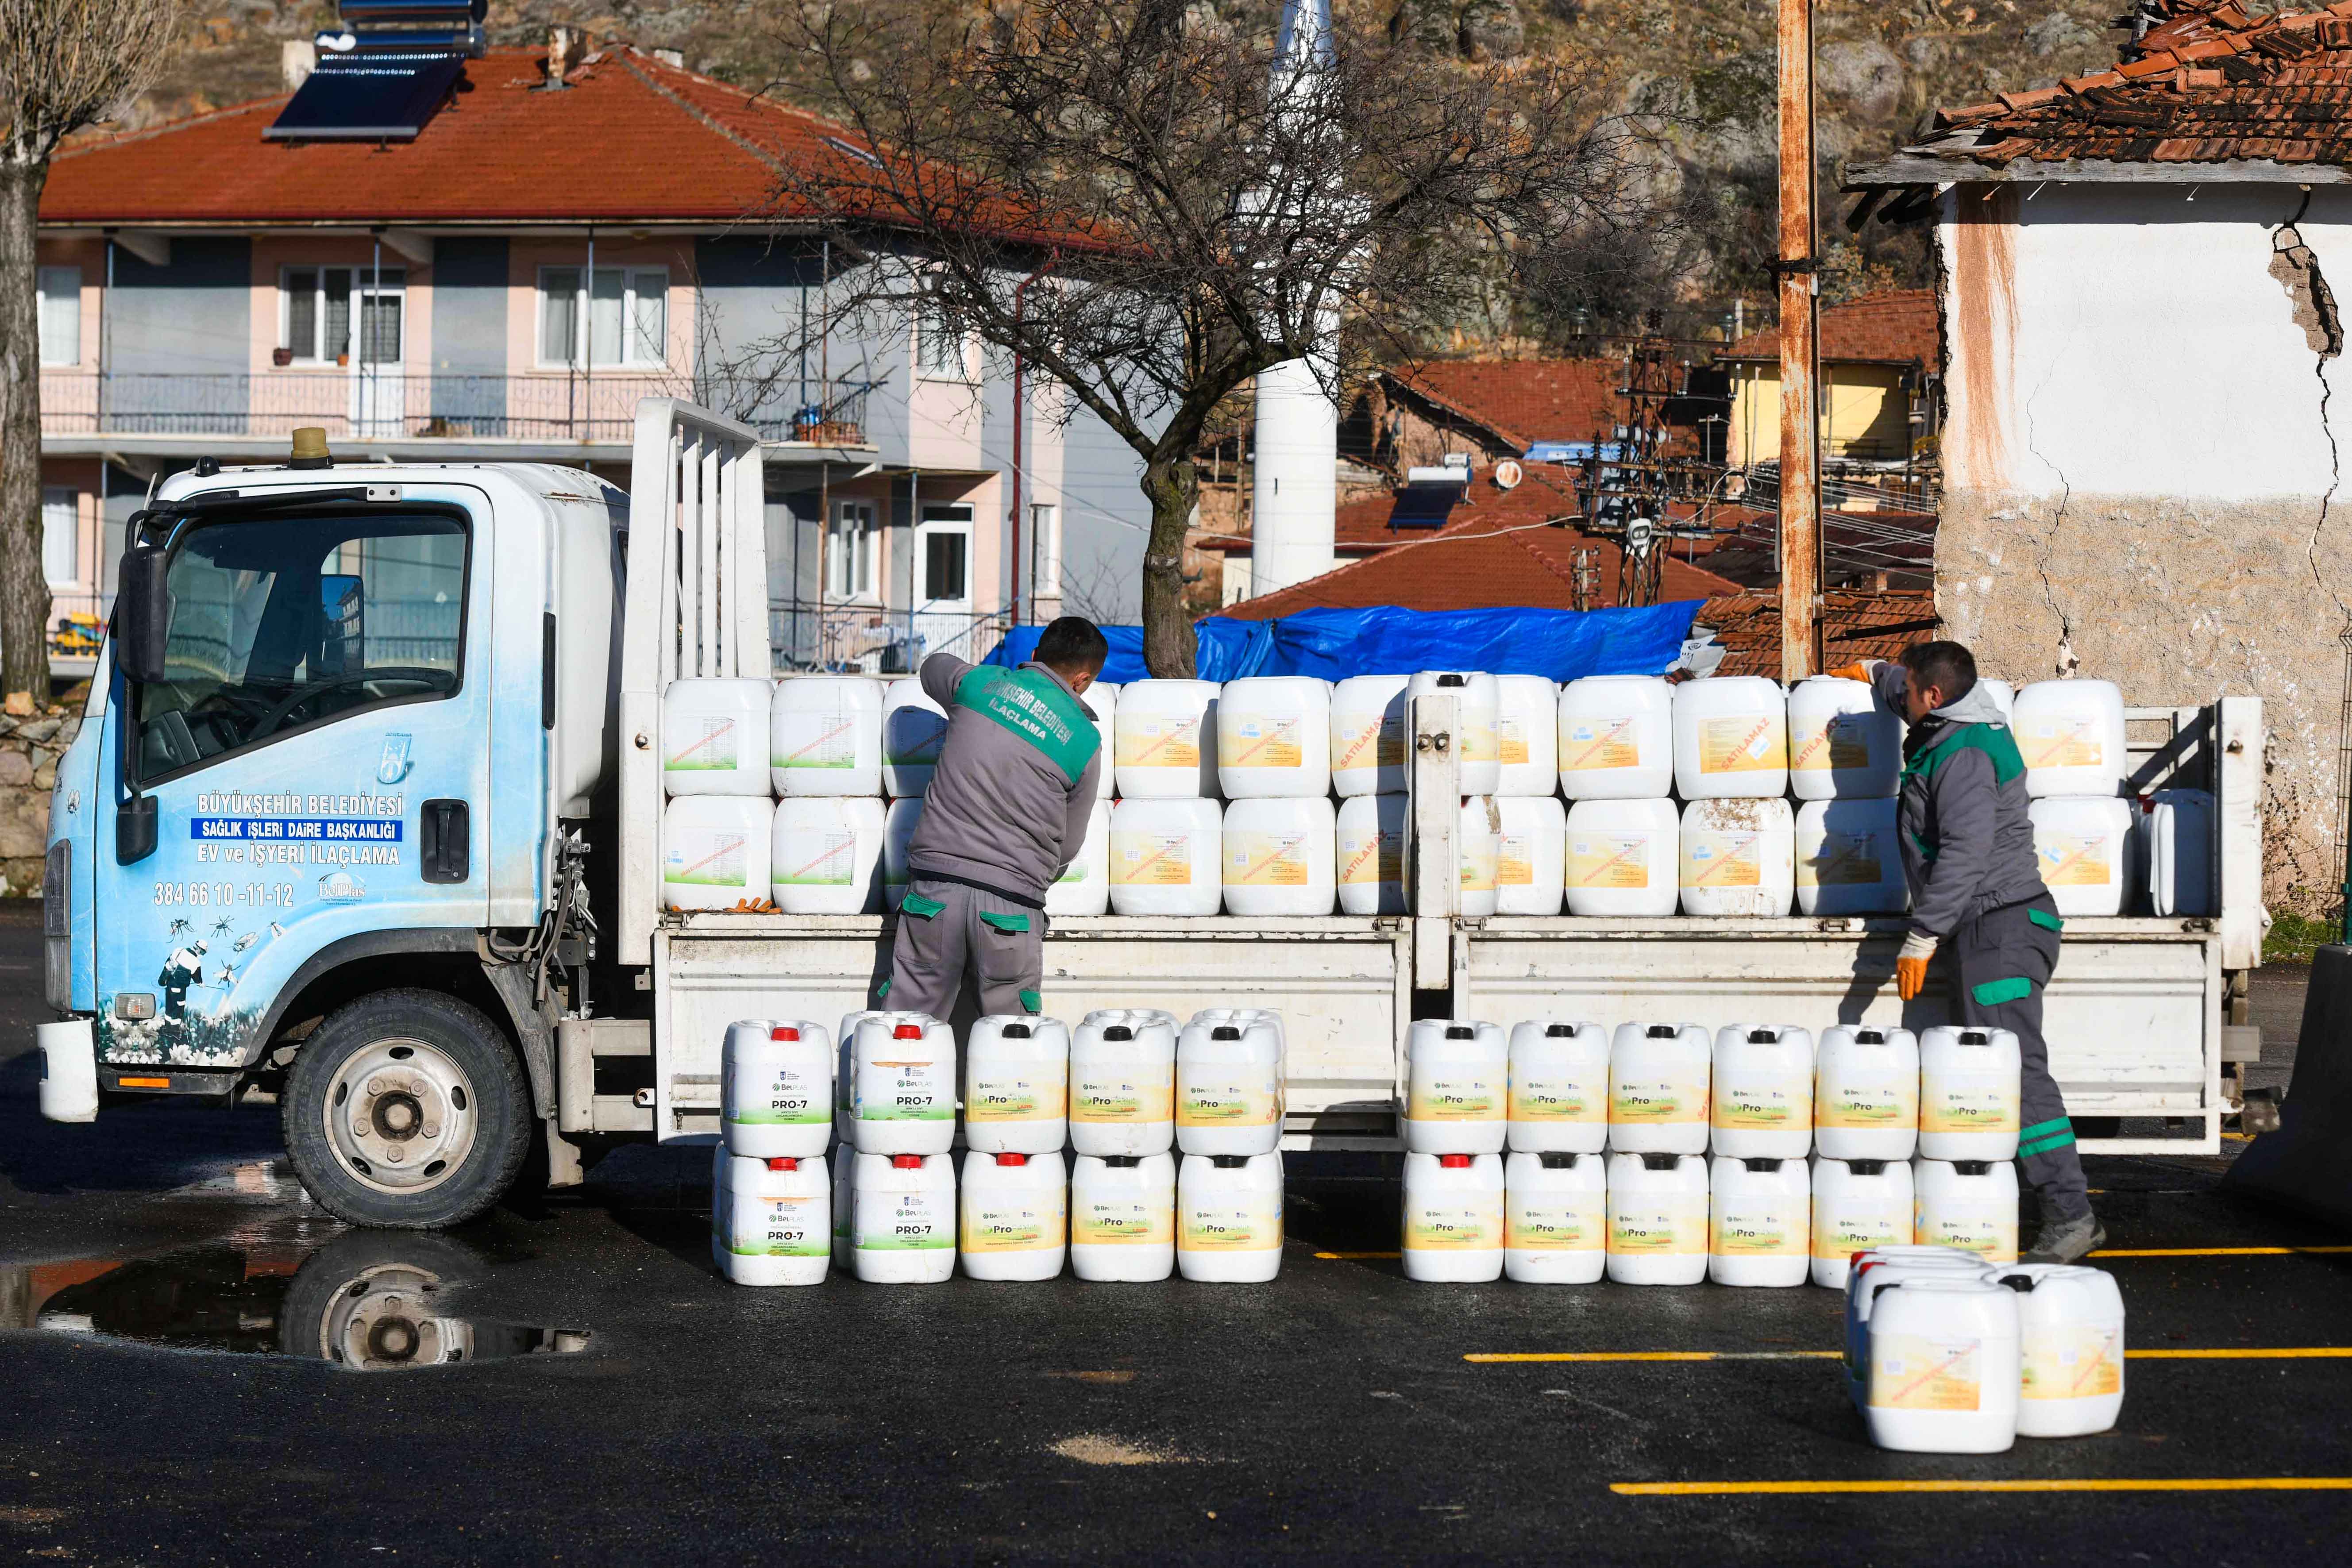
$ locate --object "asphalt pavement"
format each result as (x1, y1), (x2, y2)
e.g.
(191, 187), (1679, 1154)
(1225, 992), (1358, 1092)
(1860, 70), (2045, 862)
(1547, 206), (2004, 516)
(3, 911), (2349, 1566)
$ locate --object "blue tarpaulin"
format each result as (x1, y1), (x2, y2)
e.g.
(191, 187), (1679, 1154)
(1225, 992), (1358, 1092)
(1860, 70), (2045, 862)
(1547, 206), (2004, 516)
(984, 601), (1701, 684)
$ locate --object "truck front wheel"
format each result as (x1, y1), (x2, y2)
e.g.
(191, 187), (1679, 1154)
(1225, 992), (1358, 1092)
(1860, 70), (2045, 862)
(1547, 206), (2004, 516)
(283, 990), (532, 1229)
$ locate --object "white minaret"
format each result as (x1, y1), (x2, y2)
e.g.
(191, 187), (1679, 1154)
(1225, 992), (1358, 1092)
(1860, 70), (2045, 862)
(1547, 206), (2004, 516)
(1250, 0), (1340, 597)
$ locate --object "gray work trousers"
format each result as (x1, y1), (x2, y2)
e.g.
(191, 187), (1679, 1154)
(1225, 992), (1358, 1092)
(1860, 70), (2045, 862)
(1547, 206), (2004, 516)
(882, 878), (1045, 1020)
(1947, 893), (2091, 1222)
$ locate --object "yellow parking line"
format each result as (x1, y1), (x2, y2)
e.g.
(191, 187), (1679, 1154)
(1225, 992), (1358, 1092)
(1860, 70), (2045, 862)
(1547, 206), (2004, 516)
(2091, 1246), (2352, 1257)
(1469, 1351), (1839, 1363)
(1313, 1251), (1401, 1260)
(1613, 1478), (2352, 1496)
(1471, 1348), (2352, 1364)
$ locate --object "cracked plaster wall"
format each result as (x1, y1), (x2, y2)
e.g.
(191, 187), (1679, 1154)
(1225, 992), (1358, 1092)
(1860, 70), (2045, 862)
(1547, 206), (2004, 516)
(1938, 182), (2352, 915)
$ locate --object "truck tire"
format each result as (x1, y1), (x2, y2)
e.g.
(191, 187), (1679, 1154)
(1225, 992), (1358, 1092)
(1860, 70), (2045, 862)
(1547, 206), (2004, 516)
(282, 990), (532, 1230)
(278, 1231), (483, 1366)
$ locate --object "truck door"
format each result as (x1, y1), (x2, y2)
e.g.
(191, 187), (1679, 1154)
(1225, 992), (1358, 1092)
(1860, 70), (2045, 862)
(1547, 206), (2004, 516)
(93, 494), (493, 1069)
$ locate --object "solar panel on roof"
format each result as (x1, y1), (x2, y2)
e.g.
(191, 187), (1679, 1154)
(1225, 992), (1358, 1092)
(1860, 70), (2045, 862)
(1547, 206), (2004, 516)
(266, 0), (482, 140)
(266, 51), (467, 140)
(1388, 484), (1459, 530)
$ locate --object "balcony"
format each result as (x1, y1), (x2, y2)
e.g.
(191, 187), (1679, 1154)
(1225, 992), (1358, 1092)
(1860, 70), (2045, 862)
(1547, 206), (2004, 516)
(38, 371), (874, 460)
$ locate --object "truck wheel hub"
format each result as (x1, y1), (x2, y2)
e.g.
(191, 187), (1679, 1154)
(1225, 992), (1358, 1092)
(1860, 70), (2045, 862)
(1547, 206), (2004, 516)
(324, 1039), (478, 1194)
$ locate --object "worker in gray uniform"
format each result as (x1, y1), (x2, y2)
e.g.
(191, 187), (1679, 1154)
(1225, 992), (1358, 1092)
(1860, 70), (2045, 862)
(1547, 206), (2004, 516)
(882, 617), (1108, 1020)
(1835, 640), (2102, 1264)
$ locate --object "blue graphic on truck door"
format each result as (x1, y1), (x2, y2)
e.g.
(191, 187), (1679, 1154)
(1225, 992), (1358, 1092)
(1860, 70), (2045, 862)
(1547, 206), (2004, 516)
(93, 499), (494, 1065)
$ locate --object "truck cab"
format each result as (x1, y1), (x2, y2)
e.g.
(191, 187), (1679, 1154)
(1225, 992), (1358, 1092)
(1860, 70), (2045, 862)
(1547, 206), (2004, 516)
(40, 423), (661, 1226)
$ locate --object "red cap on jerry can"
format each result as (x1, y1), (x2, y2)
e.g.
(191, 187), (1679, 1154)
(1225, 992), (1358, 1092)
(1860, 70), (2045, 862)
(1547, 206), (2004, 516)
(767, 1157), (798, 1171)
(1439, 1154), (1473, 1168)
(891, 1153), (925, 1169)
(893, 1024), (923, 1039)
(771, 1025), (799, 1040)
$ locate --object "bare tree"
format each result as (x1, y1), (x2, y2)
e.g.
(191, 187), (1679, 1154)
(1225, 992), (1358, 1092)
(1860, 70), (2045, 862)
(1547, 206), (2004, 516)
(2, 0), (181, 705)
(753, 0), (1668, 674)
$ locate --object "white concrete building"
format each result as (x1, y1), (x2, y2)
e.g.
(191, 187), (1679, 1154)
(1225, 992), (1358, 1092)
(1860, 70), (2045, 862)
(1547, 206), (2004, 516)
(1848, 0), (2352, 911)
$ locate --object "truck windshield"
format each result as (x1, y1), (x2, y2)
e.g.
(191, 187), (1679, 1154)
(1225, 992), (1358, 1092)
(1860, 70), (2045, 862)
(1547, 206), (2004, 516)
(132, 510), (468, 781)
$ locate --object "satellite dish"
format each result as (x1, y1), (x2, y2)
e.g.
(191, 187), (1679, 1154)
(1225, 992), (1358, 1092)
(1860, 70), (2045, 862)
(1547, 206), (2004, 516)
(1493, 458), (1523, 492)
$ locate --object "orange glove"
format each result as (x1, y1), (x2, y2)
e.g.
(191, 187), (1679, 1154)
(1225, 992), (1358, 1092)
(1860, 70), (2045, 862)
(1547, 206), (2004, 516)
(1829, 662), (1877, 686)
(1896, 954), (1931, 1001)
(1895, 931), (1936, 1000)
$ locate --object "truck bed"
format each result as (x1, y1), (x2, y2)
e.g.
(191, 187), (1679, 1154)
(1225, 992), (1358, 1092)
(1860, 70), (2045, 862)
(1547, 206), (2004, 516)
(646, 910), (2225, 1156)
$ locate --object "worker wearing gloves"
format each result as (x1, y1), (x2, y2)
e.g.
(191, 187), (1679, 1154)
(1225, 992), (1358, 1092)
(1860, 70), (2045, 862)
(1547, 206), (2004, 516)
(882, 617), (1108, 1020)
(1835, 642), (2100, 1264)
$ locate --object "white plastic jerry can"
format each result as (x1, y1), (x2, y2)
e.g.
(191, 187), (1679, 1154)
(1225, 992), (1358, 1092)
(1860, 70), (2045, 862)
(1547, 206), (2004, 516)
(1493, 674), (1561, 797)
(721, 1018), (833, 1159)
(1107, 796), (1224, 917)
(661, 796), (775, 911)
(1045, 798), (1113, 917)
(1710, 1024), (1815, 1160)
(960, 1149), (1068, 1282)
(1176, 1010), (1284, 1157)
(2029, 795), (2134, 918)
(1177, 1152), (1284, 1282)
(1864, 1275), (2021, 1455)
(1708, 1156), (1812, 1288)
(771, 796), (888, 916)
(1458, 796), (1502, 918)
(1605, 1152), (1708, 1285)
(1785, 674), (1901, 800)
(1678, 797), (1796, 917)
(714, 1151), (832, 1287)
(770, 674), (884, 797)
(1069, 1011), (1178, 1157)
(834, 1010), (880, 1146)
(1992, 1264), (2126, 1437)
(1795, 797), (1909, 917)
(1114, 678), (1221, 799)
(1562, 797), (1681, 917)
(1403, 1019), (1508, 1156)
(1506, 1021), (1610, 1155)
(1557, 675), (1676, 800)
(1401, 1152), (1505, 1283)
(663, 677), (774, 797)
(1504, 1150), (1607, 1283)
(2142, 786), (2215, 918)
(851, 1013), (958, 1156)
(1844, 1246), (1993, 1407)
(1913, 1158), (2021, 1265)
(1813, 1025), (1920, 1162)
(1671, 675), (1789, 800)
(1216, 676), (1333, 799)
(1329, 674), (1413, 797)
(881, 797), (923, 911)
(2012, 678), (2126, 799)
(853, 1152), (956, 1283)
(1221, 796), (1338, 917)
(1493, 795), (1566, 916)
(1335, 793), (1408, 916)
(1070, 1152), (1178, 1282)
(880, 676), (949, 797)
(963, 1015), (1070, 1155)
(1608, 1022), (1711, 1155)
(1918, 1027), (2023, 1161)
(1810, 1156), (1916, 1289)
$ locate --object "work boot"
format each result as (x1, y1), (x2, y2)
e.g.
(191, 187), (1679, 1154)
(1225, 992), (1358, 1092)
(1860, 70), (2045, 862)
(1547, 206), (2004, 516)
(2021, 1210), (2105, 1264)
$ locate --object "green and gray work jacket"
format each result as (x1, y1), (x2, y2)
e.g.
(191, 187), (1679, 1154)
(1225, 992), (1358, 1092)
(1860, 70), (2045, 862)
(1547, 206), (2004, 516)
(906, 653), (1104, 905)
(1870, 664), (2050, 941)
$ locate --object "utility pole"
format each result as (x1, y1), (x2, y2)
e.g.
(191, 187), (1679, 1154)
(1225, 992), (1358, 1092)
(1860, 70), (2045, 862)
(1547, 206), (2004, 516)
(1776, 0), (1822, 680)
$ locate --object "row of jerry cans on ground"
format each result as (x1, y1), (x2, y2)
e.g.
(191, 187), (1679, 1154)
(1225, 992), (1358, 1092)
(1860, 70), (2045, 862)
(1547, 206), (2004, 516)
(713, 1146), (1283, 1286)
(716, 1009), (1286, 1161)
(1847, 1245), (2126, 1452)
(1404, 1020), (2022, 1162)
(1402, 1149), (2026, 1286)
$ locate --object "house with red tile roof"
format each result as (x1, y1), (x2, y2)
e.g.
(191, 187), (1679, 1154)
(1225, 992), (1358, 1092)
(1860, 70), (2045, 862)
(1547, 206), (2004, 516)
(1715, 289), (1939, 471)
(31, 41), (1149, 669)
(1845, 0), (2345, 905)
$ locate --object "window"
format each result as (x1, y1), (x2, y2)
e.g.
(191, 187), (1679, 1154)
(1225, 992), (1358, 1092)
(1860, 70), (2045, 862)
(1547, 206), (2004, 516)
(41, 489), (79, 586)
(132, 512), (467, 780)
(280, 267), (404, 364)
(537, 267), (668, 367)
(915, 301), (974, 382)
(1030, 502), (1060, 595)
(827, 501), (877, 600)
(37, 268), (81, 366)
(918, 503), (972, 608)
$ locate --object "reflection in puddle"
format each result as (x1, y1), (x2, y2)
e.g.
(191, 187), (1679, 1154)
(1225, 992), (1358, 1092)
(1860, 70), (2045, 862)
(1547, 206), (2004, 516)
(1, 1232), (589, 1370)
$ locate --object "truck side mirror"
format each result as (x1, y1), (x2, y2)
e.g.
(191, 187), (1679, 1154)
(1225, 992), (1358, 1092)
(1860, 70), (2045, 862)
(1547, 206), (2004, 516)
(115, 543), (174, 686)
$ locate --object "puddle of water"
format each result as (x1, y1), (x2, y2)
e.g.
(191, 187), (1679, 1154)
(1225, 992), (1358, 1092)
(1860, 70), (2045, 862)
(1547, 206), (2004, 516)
(0, 1230), (589, 1371)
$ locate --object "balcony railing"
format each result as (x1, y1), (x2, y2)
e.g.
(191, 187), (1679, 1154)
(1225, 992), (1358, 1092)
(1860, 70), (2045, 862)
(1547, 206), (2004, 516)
(771, 602), (1012, 674)
(39, 371), (871, 447)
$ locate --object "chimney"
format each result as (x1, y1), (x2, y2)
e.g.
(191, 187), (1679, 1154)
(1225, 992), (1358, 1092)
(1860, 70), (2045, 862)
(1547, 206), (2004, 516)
(281, 39), (316, 90)
(544, 27), (575, 88)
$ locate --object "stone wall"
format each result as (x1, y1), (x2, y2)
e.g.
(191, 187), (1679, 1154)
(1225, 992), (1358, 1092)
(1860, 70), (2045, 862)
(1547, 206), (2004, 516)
(0, 700), (78, 898)
(1937, 487), (2340, 917)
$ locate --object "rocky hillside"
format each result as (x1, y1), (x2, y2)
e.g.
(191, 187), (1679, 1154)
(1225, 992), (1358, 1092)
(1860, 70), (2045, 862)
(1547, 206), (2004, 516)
(113, 0), (2167, 335)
